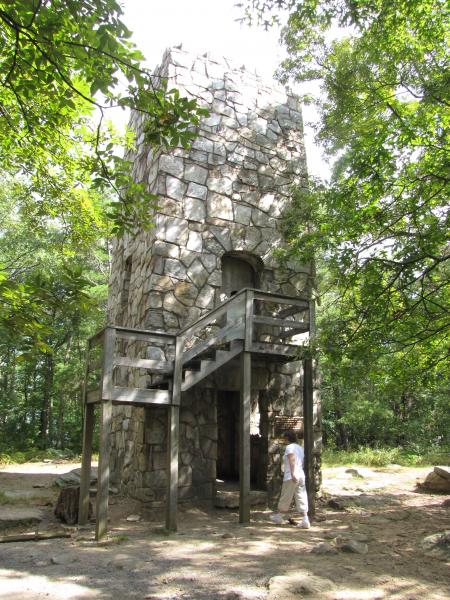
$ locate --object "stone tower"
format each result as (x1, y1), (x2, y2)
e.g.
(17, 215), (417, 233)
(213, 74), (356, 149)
(106, 47), (319, 508)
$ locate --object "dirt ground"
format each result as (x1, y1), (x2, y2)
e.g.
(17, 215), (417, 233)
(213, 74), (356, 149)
(0, 460), (449, 600)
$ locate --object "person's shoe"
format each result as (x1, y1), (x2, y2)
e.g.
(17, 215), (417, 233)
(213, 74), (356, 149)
(297, 516), (310, 529)
(269, 513), (283, 524)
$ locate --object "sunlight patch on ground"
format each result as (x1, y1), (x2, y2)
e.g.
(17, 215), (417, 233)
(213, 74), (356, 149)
(0, 570), (98, 599)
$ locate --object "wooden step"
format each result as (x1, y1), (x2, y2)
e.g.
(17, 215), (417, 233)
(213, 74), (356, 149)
(181, 341), (243, 392)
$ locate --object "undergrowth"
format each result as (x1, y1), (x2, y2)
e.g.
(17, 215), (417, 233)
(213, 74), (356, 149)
(0, 448), (81, 466)
(322, 447), (449, 467)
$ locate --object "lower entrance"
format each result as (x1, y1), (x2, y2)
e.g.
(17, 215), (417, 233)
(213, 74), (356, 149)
(216, 391), (266, 489)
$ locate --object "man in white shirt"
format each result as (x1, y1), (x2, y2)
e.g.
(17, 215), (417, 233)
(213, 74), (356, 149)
(270, 430), (310, 528)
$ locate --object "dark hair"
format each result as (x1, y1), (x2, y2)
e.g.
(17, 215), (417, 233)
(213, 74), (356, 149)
(283, 430), (297, 444)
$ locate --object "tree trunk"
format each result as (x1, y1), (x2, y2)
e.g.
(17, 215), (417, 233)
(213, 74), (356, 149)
(39, 352), (54, 448)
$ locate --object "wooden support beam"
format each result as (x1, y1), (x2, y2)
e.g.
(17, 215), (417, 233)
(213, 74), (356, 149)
(239, 351), (251, 524)
(172, 336), (183, 406)
(95, 326), (116, 540)
(79, 402), (95, 525)
(95, 399), (112, 540)
(165, 403), (179, 531)
(113, 356), (173, 372)
(244, 290), (254, 351)
(302, 357), (315, 516)
(253, 316), (309, 331)
(110, 387), (170, 405)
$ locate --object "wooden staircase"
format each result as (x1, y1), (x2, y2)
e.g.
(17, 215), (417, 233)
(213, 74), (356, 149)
(78, 288), (315, 539)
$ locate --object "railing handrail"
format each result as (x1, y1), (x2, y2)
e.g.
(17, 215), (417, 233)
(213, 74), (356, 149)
(88, 324), (176, 344)
(177, 287), (248, 337)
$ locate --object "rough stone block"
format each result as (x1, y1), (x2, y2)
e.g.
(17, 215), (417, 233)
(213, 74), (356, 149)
(159, 155), (184, 178)
(187, 182), (208, 200)
(166, 175), (187, 201)
(184, 163), (208, 184)
(187, 231), (203, 252)
(164, 259), (187, 279)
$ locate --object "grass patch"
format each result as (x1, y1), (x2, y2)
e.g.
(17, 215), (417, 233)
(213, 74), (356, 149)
(0, 490), (46, 505)
(322, 447), (449, 468)
(0, 448), (83, 466)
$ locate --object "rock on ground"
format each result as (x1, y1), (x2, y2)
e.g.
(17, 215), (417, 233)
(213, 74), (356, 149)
(268, 572), (335, 599)
(0, 508), (42, 530)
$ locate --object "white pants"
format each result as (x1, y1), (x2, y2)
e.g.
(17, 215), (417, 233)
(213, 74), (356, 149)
(277, 476), (308, 514)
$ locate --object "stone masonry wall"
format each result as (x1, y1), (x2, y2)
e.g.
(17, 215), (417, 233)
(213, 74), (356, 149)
(107, 47), (320, 505)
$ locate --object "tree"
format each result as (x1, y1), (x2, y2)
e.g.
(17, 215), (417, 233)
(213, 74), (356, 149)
(247, 0), (449, 364)
(244, 1), (449, 450)
(0, 1), (208, 345)
(0, 179), (109, 450)
(0, 0), (207, 235)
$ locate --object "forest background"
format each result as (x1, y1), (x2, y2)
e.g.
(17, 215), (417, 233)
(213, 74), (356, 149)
(0, 0), (448, 465)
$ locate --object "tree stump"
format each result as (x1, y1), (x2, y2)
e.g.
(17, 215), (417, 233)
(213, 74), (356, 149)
(54, 486), (93, 525)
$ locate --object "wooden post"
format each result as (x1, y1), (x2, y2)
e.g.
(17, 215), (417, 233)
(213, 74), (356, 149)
(239, 351), (251, 523)
(96, 399), (112, 540)
(303, 357), (315, 515)
(79, 402), (95, 525)
(172, 336), (183, 407)
(244, 289), (254, 351)
(95, 327), (115, 540)
(165, 403), (179, 531)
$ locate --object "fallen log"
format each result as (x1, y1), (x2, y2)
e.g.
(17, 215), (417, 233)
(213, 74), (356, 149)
(0, 530), (71, 543)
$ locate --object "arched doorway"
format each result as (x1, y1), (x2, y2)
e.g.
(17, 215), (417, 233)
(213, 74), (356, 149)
(221, 252), (262, 297)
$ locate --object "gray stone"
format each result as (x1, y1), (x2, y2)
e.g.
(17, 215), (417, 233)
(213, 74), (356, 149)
(187, 231), (203, 252)
(192, 136), (214, 153)
(55, 467), (98, 487)
(338, 539), (369, 554)
(159, 155), (184, 178)
(164, 259), (186, 279)
(184, 163), (208, 184)
(207, 176), (233, 195)
(235, 204), (252, 225)
(420, 471), (450, 493)
(157, 215), (189, 245)
(200, 253), (216, 272)
(153, 240), (179, 258)
(187, 182), (207, 200)
(421, 530), (450, 560)
(174, 281), (198, 306)
(434, 466), (450, 481)
(0, 508), (43, 530)
(196, 285), (215, 309)
(187, 258), (209, 288)
(165, 175), (186, 201)
(207, 193), (233, 221)
(311, 542), (338, 555)
(184, 197), (206, 222)
(163, 292), (187, 317)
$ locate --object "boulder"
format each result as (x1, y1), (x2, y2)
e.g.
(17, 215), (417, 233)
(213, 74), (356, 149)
(434, 466), (450, 481)
(0, 508), (42, 530)
(419, 470), (450, 493)
(421, 531), (450, 560)
(54, 467), (97, 488)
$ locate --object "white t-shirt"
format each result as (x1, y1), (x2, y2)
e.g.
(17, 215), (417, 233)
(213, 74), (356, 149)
(283, 443), (304, 481)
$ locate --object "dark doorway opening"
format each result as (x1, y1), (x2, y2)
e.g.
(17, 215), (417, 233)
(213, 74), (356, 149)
(216, 391), (266, 489)
(217, 391), (239, 481)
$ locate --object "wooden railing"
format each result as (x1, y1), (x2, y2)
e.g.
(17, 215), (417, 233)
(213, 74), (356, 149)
(84, 289), (312, 407)
(84, 325), (176, 407)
